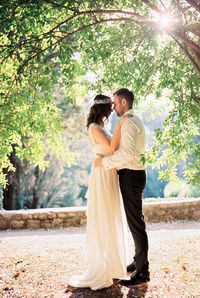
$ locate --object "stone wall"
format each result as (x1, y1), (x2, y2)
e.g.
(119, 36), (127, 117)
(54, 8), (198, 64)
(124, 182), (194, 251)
(143, 198), (200, 222)
(0, 198), (199, 230)
(0, 207), (87, 230)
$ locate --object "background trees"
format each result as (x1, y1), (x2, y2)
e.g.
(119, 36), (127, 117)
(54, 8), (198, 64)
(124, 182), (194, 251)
(0, 0), (199, 209)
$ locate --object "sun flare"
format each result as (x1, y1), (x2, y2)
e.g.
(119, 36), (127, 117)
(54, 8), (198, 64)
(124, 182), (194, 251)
(159, 14), (174, 30)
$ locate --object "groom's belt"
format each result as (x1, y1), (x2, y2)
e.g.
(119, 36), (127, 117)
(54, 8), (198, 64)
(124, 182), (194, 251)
(117, 169), (145, 175)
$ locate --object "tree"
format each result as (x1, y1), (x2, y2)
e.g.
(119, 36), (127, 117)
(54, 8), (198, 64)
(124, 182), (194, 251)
(0, 0), (199, 193)
(164, 180), (200, 197)
(1, 83), (90, 209)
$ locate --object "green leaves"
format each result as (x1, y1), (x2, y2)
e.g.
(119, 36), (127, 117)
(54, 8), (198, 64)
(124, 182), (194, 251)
(0, 0), (199, 188)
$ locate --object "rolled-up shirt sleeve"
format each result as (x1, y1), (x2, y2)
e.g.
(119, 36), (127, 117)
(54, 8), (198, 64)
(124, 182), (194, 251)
(102, 119), (138, 170)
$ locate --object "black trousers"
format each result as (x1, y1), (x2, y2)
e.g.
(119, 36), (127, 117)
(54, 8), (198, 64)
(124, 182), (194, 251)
(118, 169), (149, 271)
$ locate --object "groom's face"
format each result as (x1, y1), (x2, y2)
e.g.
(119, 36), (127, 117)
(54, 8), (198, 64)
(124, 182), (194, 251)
(113, 95), (124, 117)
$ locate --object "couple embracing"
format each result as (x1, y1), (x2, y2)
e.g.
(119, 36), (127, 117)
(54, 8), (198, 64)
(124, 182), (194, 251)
(69, 88), (149, 290)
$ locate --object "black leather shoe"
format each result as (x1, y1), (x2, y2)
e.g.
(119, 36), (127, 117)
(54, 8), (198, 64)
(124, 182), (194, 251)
(127, 261), (136, 272)
(120, 269), (150, 286)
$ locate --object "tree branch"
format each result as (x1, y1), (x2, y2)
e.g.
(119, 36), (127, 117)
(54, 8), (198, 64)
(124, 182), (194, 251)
(175, 31), (200, 55)
(19, 9), (150, 50)
(132, 31), (151, 56)
(158, 0), (168, 11)
(77, 9), (145, 20)
(1, 9), (150, 54)
(171, 34), (200, 75)
(37, 9), (147, 42)
(190, 46), (200, 63)
(3, 5), (200, 79)
(17, 17), (153, 74)
(13, 0), (31, 10)
(42, 0), (76, 11)
(183, 43), (200, 75)
(185, 0), (200, 13)
(42, 0), (68, 8)
(140, 0), (163, 14)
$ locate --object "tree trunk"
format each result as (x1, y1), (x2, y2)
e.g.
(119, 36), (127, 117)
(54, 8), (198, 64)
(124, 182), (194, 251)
(32, 166), (40, 209)
(3, 146), (21, 210)
(3, 172), (15, 210)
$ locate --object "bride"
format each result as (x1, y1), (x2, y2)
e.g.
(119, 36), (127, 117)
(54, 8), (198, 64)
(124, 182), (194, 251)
(69, 94), (130, 290)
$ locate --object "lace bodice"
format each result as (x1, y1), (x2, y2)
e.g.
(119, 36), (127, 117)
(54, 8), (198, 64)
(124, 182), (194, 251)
(88, 123), (112, 157)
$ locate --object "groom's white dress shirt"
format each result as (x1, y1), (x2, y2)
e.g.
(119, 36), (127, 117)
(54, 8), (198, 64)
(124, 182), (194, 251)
(102, 109), (146, 171)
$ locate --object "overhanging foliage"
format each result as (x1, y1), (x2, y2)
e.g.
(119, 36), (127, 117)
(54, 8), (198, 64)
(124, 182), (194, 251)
(0, 0), (200, 187)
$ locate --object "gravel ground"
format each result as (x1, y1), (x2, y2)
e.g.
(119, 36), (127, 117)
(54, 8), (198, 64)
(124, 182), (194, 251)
(0, 220), (200, 297)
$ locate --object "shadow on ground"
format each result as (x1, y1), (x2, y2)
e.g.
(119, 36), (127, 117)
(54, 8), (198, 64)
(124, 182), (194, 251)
(65, 280), (148, 297)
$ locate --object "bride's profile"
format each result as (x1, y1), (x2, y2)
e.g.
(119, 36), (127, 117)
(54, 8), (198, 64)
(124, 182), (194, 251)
(69, 94), (128, 290)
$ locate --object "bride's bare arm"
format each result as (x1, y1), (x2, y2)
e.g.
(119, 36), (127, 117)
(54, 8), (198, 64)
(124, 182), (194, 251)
(90, 126), (114, 151)
(90, 115), (132, 152)
(110, 115), (133, 151)
(109, 121), (121, 151)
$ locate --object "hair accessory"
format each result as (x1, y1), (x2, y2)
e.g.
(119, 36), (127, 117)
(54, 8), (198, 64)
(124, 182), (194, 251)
(93, 99), (111, 105)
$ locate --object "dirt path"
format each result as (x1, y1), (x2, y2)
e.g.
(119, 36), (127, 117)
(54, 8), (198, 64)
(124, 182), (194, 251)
(0, 221), (200, 297)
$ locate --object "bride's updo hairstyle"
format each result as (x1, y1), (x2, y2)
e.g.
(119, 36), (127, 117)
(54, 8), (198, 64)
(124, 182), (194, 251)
(86, 94), (112, 128)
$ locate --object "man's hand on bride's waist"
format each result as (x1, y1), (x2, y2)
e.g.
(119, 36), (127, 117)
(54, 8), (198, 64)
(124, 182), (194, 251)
(94, 154), (103, 168)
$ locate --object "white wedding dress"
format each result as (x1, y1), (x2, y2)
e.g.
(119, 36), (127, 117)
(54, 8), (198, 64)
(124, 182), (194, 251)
(69, 123), (127, 290)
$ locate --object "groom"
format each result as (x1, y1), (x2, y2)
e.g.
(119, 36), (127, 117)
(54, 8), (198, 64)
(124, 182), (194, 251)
(94, 88), (150, 285)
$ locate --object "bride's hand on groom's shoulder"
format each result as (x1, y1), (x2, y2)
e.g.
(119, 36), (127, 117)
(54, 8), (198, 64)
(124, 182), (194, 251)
(118, 114), (133, 127)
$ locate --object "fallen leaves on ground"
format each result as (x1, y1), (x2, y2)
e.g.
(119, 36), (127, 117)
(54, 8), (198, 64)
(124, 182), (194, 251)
(0, 221), (199, 297)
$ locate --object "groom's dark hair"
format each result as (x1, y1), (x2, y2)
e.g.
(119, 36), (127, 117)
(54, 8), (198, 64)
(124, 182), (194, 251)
(113, 88), (134, 109)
